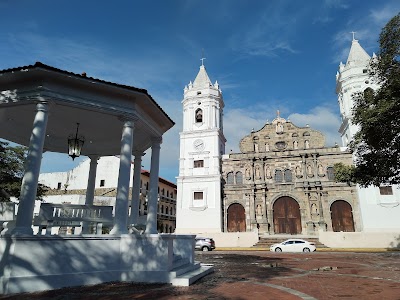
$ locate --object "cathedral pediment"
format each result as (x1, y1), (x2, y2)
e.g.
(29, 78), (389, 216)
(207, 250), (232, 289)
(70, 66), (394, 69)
(239, 113), (325, 153)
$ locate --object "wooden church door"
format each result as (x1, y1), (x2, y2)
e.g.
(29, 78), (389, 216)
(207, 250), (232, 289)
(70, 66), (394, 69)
(273, 197), (302, 234)
(331, 200), (355, 232)
(227, 203), (246, 232)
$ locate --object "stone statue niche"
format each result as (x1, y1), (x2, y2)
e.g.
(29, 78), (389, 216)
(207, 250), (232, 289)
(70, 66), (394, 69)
(256, 204), (263, 219)
(265, 165), (272, 179)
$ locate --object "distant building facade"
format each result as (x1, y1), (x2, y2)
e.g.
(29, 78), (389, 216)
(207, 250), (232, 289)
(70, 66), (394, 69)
(39, 156), (177, 233)
(221, 114), (361, 235)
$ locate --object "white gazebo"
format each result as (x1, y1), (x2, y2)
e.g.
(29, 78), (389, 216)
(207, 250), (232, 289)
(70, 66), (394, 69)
(0, 62), (212, 294)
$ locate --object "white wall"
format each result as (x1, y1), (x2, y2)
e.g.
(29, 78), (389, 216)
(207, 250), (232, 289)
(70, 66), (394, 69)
(39, 156), (134, 190)
(357, 185), (400, 231)
(204, 232), (259, 248)
(319, 231), (400, 248)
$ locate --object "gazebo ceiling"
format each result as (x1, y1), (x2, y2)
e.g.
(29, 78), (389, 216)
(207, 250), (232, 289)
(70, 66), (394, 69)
(0, 62), (174, 156)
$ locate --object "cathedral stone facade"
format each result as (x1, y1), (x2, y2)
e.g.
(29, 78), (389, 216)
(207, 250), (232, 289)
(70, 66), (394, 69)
(221, 114), (361, 236)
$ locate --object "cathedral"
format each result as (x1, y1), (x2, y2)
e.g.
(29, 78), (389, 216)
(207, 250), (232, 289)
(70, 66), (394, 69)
(176, 36), (400, 237)
(221, 114), (360, 235)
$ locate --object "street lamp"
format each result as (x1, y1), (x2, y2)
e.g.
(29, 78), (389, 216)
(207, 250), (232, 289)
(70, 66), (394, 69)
(68, 123), (85, 160)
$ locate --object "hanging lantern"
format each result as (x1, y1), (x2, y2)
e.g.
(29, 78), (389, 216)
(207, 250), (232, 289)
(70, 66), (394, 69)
(67, 123), (85, 160)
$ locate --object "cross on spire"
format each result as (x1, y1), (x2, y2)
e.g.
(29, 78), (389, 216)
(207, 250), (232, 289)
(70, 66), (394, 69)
(200, 49), (206, 66)
(350, 31), (356, 41)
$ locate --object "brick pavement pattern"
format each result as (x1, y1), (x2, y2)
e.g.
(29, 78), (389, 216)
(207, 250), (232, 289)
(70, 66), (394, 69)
(1, 251), (400, 300)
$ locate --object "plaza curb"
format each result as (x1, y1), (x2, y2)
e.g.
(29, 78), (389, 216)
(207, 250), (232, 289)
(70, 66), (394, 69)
(212, 247), (400, 252)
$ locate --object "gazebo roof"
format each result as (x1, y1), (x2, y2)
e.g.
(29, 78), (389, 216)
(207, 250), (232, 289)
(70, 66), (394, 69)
(0, 62), (175, 156)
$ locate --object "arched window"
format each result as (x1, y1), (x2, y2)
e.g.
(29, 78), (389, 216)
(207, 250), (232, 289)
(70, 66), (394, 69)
(161, 205), (164, 214)
(227, 172), (234, 184)
(236, 171), (243, 184)
(327, 166), (335, 181)
(254, 143), (259, 152)
(293, 140), (298, 149)
(284, 169), (292, 182)
(195, 108), (203, 123)
(275, 170), (283, 183)
(364, 87), (374, 99)
(304, 140), (310, 149)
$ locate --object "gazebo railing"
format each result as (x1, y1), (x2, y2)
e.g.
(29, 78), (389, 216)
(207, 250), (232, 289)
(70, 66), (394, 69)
(33, 203), (113, 235)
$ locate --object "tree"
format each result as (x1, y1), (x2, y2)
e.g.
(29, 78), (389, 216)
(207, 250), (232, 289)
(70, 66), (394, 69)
(333, 162), (356, 186)
(349, 13), (400, 187)
(0, 141), (48, 202)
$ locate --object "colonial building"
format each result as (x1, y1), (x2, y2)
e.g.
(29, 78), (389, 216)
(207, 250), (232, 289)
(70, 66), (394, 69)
(336, 37), (400, 231)
(175, 63), (361, 237)
(221, 113), (361, 236)
(39, 156), (177, 233)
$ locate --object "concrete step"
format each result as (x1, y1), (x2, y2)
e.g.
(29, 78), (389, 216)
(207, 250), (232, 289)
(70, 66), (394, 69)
(170, 262), (201, 277)
(171, 264), (214, 286)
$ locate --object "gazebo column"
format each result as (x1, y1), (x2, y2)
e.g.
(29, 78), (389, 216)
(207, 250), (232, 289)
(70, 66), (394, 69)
(110, 119), (135, 235)
(146, 137), (162, 234)
(82, 155), (99, 234)
(13, 102), (49, 235)
(129, 151), (144, 226)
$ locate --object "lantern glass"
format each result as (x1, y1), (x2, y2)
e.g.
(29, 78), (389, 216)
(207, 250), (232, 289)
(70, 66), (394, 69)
(67, 123), (85, 160)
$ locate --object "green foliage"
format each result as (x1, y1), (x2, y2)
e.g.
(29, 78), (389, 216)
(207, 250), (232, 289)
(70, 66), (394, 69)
(333, 163), (356, 186)
(0, 141), (48, 202)
(350, 13), (400, 187)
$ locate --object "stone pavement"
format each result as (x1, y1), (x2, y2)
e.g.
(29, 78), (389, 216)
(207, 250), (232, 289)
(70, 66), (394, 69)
(1, 250), (400, 300)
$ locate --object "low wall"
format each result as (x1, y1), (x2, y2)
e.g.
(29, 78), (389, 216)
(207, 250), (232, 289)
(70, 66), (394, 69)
(319, 231), (400, 248)
(0, 234), (195, 294)
(199, 231), (259, 248)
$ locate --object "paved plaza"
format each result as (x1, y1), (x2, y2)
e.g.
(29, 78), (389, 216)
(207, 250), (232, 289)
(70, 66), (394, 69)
(1, 250), (400, 300)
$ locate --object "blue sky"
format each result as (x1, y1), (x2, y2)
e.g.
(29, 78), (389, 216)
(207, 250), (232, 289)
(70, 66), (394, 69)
(1, 0), (399, 183)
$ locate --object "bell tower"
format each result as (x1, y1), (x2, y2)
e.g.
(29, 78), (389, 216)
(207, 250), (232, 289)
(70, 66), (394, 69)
(335, 35), (400, 232)
(336, 35), (379, 146)
(175, 61), (226, 233)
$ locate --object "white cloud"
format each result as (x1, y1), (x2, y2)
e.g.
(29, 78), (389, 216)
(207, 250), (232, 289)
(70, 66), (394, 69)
(332, 3), (400, 64)
(289, 106), (341, 146)
(228, 6), (299, 58)
(324, 0), (350, 9)
(370, 5), (400, 25)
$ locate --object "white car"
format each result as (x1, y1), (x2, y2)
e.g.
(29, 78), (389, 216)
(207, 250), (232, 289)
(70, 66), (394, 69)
(270, 239), (316, 252)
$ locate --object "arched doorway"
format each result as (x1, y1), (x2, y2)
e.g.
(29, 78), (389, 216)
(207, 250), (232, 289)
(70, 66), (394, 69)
(273, 196), (302, 234)
(227, 203), (246, 232)
(331, 200), (355, 232)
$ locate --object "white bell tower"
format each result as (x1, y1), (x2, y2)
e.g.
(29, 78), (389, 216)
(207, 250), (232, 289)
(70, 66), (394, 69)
(336, 34), (379, 146)
(335, 35), (400, 231)
(175, 61), (226, 233)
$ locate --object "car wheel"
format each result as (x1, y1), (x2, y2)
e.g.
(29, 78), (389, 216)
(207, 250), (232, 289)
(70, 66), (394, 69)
(303, 247), (310, 252)
(202, 246), (210, 252)
(275, 247), (282, 252)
